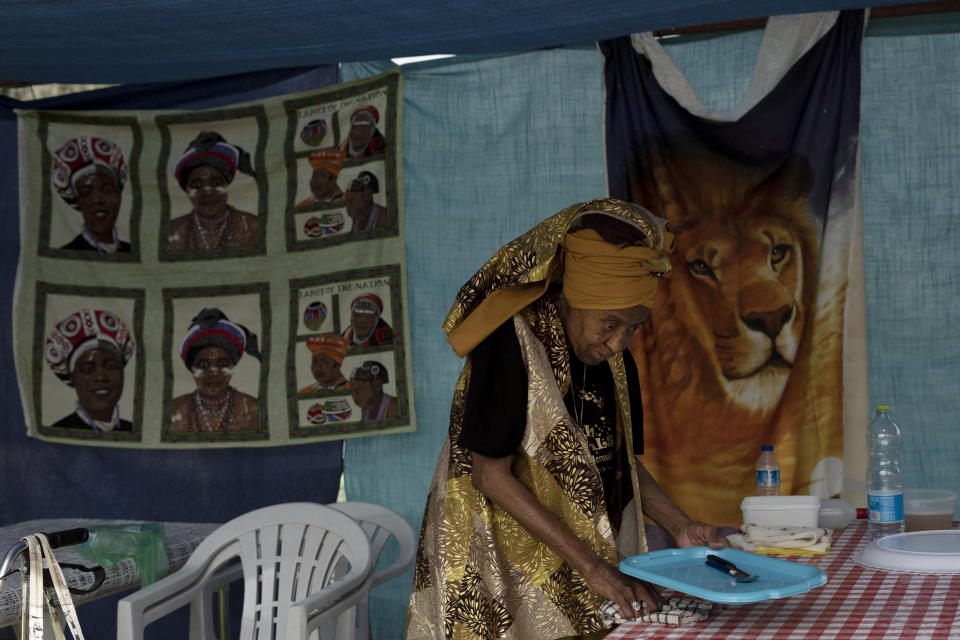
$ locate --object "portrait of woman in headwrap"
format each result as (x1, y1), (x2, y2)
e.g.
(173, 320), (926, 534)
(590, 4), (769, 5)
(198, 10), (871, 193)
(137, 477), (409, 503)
(344, 171), (389, 232)
(348, 360), (398, 422)
(51, 136), (131, 255)
(299, 333), (350, 393)
(44, 309), (135, 432)
(167, 131), (259, 252)
(340, 105), (386, 159)
(170, 308), (262, 432)
(296, 148), (345, 207)
(342, 293), (394, 347)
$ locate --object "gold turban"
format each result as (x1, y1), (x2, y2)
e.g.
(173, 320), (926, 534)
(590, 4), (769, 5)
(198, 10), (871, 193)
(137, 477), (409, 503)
(306, 334), (349, 364)
(562, 228), (672, 310)
(308, 148), (345, 176)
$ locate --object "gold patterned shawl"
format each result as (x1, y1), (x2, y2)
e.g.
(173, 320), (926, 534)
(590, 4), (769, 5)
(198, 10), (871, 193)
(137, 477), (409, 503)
(406, 199), (669, 639)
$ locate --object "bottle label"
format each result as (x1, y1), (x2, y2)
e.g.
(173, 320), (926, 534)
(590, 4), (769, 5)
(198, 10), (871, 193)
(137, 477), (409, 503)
(867, 491), (904, 523)
(756, 469), (780, 487)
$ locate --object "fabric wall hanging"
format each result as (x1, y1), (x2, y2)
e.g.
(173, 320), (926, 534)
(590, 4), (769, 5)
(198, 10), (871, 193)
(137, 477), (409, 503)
(14, 69), (415, 448)
(602, 11), (868, 525)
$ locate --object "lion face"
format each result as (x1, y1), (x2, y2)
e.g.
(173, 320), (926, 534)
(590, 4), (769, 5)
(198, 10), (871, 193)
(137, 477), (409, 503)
(671, 216), (805, 411)
(632, 151), (820, 417)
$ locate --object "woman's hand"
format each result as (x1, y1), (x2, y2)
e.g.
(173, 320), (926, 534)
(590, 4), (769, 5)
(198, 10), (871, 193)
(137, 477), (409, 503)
(673, 521), (729, 549)
(581, 556), (663, 618)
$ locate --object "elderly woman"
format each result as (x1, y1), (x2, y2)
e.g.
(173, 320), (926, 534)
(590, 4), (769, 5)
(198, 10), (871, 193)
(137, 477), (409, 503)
(406, 199), (727, 639)
(45, 309), (135, 432)
(51, 137), (131, 254)
(167, 131), (259, 251)
(171, 308), (261, 432)
(299, 333), (350, 393)
(341, 293), (393, 347)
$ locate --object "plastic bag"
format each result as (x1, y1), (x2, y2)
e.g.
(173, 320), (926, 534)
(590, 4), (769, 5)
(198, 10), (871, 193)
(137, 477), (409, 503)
(75, 522), (168, 586)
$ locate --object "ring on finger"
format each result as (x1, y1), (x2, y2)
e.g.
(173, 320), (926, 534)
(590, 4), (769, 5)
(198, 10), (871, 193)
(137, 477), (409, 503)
(631, 601), (643, 612)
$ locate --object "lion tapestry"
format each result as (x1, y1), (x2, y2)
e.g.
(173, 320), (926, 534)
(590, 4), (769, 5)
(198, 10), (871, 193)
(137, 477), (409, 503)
(601, 11), (868, 525)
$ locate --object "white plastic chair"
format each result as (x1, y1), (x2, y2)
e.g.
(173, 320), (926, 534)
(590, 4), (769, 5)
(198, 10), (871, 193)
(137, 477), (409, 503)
(116, 502), (373, 640)
(328, 502), (417, 640)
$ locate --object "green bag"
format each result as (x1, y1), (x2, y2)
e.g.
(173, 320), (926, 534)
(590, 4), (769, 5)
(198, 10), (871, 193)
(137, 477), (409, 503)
(75, 523), (168, 586)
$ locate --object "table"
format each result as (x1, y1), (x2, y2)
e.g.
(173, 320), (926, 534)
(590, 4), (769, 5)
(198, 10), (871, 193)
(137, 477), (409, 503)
(607, 520), (960, 640)
(0, 518), (219, 630)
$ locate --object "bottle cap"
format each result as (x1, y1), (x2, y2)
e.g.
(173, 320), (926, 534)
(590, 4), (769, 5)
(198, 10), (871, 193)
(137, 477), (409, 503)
(876, 404), (890, 412)
(761, 445), (773, 451)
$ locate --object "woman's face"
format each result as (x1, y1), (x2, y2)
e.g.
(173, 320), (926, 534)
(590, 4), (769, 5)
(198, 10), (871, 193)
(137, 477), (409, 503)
(350, 308), (378, 338)
(309, 168), (337, 198)
(186, 165), (230, 219)
(310, 352), (341, 384)
(344, 186), (371, 217)
(75, 173), (122, 242)
(559, 303), (651, 366)
(70, 346), (125, 421)
(190, 345), (234, 399)
(349, 378), (380, 409)
(348, 121), (375, 149)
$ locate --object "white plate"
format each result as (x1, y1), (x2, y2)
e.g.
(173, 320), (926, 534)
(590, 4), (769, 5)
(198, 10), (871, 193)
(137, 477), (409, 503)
(854, 529), (960, 573)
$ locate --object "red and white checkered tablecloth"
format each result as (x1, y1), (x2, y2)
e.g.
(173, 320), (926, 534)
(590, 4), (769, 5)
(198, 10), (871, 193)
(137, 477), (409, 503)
(605, 520), (960, 640)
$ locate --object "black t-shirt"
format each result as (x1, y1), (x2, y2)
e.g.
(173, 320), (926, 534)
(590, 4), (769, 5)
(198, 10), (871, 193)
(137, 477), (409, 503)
(458, 320), (644, 514)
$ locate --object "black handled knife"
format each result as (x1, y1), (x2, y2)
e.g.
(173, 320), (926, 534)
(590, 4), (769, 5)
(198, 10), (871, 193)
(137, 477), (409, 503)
(705, 554), (759, 582)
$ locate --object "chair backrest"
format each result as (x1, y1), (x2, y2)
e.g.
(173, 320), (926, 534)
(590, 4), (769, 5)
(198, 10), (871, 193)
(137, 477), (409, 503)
(329, 502), (415, 588)
(215, 503), (373, 639)
(328, 502), (416, 639)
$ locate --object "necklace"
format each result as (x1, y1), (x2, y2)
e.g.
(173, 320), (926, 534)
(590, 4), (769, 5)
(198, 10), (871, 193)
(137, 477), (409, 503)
(81, 225), (120, 256)
(75, 401), (120, 433)
(192, 387), (235, 432)
(573, 361), (587, 427)
(192, 208), (232, 249)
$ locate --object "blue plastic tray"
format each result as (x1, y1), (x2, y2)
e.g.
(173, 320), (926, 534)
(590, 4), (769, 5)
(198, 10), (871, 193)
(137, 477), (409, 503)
(618, 547), (827, 604)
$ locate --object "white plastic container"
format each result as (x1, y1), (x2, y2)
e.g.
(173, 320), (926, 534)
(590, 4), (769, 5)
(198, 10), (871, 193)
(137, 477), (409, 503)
(741, 496), (821, 528)
(903, 489), (957, 532)
(818, 498), (856, 529)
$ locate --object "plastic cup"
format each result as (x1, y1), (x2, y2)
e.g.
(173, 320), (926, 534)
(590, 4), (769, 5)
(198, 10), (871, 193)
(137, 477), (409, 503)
(903, 489), (957, 532)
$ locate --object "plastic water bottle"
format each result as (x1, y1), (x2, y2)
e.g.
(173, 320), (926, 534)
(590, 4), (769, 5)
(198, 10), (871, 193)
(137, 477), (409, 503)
(867, 404), (905, 541)
(756, 445), (780, 496)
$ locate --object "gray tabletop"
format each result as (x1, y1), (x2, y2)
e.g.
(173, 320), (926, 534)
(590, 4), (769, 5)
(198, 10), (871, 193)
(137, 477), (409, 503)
(0, 518), (220, 628)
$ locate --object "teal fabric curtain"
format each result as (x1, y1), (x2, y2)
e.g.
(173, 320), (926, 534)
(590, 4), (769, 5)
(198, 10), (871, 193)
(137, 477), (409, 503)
(343, 14), (960, 637)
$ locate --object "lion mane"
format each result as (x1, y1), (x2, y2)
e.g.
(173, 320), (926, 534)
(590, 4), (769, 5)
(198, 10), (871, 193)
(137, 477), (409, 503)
(628, 151), (826, 525)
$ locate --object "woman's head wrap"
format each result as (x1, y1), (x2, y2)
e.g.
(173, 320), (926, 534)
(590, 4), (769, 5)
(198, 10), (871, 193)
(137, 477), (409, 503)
(306, 334), (349, 364)
(179, 308), (261, 370)
(350, 105), (379, 126)
(174, 131), (255, 191)
(308, 148), (345, 176)
(51, 137), (127, 209)
(350, 360), (388, 384)
(45, 309), (134, 384)
(562, 228), (672, 310)
(350, 293), (383, 316)
(443, 199), (673, 357)
(348, 171), (379, 194)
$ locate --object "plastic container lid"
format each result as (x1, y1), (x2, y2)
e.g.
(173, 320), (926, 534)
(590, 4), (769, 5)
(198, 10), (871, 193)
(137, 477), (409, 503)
(904, 489), (957, 514)
(854, 530), (960, 573)
(761, 445), (773, 451)
(619, 546), (827, 604)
